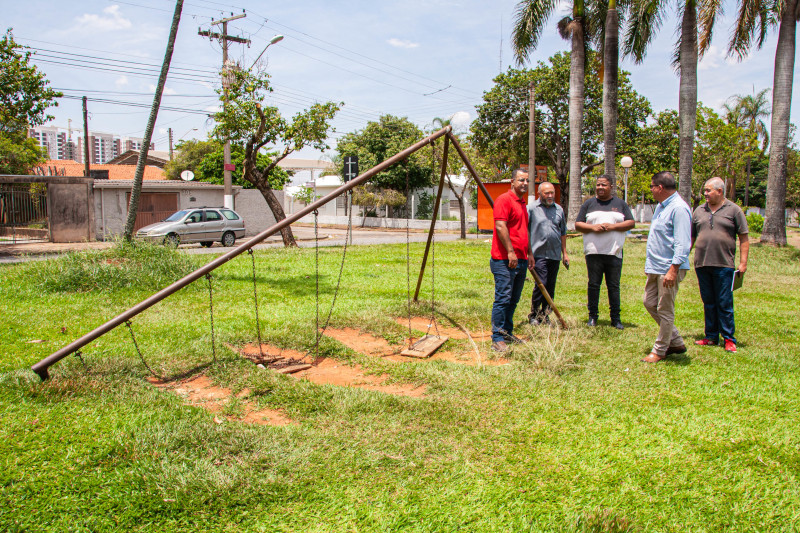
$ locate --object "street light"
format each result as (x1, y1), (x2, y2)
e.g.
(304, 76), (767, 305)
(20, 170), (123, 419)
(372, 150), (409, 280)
(620, 156), (633, 203)
(249, 34), (284, 70)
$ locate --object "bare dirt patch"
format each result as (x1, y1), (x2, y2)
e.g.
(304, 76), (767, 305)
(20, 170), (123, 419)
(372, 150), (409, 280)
(395, 317), (492, 341)
(323, 326), (510, 366)
(237, 342), (426, 397)
(147, 374), (294, 426)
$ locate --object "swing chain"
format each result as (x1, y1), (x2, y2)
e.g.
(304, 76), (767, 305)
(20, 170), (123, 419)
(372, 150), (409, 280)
(405, 160), (413, 347)
(314, 209), (320, 359)
(248, 249), (265, 360)
(126, 319), (163, 379)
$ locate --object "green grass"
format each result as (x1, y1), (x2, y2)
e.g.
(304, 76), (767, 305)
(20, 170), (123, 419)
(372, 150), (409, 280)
(1, 236), (799, 532)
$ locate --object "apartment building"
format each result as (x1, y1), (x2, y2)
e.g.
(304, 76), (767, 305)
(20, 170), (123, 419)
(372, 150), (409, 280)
(28, 126), (152, 164)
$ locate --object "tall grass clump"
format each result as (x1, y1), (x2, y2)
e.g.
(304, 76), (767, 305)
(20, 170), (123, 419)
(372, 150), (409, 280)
(27, 239), (197, 292)
(514, 323), (580, 373)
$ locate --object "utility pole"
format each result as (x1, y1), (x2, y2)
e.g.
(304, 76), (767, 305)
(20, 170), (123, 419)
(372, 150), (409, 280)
(168, 127), (174, 160)
(528, 80), (536, 185)
(199, 13), (249, 210)
(82, 96), (90, 176)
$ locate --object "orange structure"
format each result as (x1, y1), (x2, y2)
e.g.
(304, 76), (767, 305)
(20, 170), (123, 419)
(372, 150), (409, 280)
(477, 175), (561, 231)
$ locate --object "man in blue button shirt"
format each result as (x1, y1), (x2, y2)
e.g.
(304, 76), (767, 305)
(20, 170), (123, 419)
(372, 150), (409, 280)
(641, 171), (692, 363)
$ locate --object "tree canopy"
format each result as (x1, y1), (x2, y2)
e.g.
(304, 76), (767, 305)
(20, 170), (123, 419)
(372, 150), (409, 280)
(0, 29), (60, 174)
(336, 115), (435, 192)
(0, 30), (61, 137)
(211, 67), (340, 246)
(470, 51), (651, 204)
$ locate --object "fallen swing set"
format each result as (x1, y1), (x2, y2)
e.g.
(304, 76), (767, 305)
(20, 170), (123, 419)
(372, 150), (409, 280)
(31, 125), (565, 381)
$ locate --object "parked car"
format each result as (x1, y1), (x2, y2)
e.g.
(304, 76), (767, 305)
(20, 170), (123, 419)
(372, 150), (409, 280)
(136, 207), (245, 247)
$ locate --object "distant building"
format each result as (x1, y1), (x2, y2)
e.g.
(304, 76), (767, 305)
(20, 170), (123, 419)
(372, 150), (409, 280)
(28, 126), (152, 164)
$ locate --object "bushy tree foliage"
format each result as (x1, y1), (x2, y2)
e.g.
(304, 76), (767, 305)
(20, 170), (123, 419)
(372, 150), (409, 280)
(0, 29), (61, 174)
(212, 68), (339, 246)
(197, 145), (290, 189)
(336, 115), (435, 192)
(470, 51), (650, 214)
(163, 139), (220, 180)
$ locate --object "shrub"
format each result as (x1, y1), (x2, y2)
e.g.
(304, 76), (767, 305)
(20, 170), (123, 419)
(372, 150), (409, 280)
(746, 212), (764, 234)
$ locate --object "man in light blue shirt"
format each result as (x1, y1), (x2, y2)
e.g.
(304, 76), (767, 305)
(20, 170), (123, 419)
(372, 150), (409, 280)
(642, 171), (692, 363)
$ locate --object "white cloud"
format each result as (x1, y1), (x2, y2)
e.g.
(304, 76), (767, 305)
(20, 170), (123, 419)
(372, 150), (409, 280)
(115, 75), (129, 87)
(148, 84), (176, 95)
(158, 128), (168, 135)
(699, 45), (723, 71)
(75, 5), (132, 32)
(387, 38), (420, 49)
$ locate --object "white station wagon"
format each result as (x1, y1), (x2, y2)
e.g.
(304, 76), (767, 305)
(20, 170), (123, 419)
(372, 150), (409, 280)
(136, 207), (246, 247)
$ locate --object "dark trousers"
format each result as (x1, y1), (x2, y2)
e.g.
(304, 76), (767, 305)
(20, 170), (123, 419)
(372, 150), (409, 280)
(529, 257), (560, 321)
(696, 266), (736, 344)
(490, 258), (529, 342)
(586, 253), (624, 323)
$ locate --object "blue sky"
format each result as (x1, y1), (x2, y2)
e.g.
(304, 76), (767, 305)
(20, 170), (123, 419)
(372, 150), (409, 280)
(7, 0), (797, 161)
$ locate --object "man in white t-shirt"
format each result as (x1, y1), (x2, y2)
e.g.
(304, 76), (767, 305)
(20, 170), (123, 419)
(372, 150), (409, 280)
(575, 175), (635, 329)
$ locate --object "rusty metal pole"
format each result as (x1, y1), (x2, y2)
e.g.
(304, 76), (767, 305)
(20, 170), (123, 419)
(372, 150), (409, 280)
(32, 127), (452, 380)
(413, 137), (449, 302)
(448, 132), (567, 329)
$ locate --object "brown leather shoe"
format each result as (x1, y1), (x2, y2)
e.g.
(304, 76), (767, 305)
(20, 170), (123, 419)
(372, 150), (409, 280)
(492, 341), (508, 353)
(666, 344), (687, 355)
(641, 352), (666, 363)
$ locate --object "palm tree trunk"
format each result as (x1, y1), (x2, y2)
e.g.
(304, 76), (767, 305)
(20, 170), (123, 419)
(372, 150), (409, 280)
(744, 157), (751, 206)
(123, 0), (183, 240)
(678, 0), (698, 205)
(567, 15), (586, 226)
(762, 0), (796, 245)
(603, 0), (619, 186)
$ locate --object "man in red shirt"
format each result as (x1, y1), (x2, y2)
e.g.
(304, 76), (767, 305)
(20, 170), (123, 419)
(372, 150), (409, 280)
(490, 169), (533, 352)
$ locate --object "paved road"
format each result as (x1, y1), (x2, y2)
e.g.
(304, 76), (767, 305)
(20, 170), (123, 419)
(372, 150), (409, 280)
(0, 224), (487, 264)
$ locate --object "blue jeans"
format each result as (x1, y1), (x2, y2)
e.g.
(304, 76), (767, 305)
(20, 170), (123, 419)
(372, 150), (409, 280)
(696, 266), (736, 344)
(490, 258), (529, 342)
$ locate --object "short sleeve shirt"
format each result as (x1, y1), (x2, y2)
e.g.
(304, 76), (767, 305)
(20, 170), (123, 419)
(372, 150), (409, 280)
(491, 190), (529, 260)
(528, 199), (566, 260)
(576, 196), (634, 257)
(692, 200), (748, 268)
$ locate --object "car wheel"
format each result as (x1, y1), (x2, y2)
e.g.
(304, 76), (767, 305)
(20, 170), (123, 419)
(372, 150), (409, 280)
(165, 233), (180, 247)
(221, 231), (235, 247)
(200, 241), (214, 248)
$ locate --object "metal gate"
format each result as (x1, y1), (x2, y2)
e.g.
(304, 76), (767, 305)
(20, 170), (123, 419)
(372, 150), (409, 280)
(0, 183), (50, 244)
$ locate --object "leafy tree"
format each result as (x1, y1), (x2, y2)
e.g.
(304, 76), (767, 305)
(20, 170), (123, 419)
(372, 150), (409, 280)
(693, 104), (759, 206)
(163, 139), (220, 180)
(212, 68), (340, 247)
(336, 115), (434, 193)
(351, 185), (406, 226)
(0, 29), (61, 174)
(725, 89), (771, 206)
(625, 0), (724, 204)
(705, 0), (798, 243)
(196, 145), (290, 190)
(0, 29), (62, 137)
(470, 52), (651, 217)
(0, 134), (45, 175)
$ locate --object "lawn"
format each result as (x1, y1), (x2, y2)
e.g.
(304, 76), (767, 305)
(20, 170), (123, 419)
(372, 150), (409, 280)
(1, 234), (799, 532)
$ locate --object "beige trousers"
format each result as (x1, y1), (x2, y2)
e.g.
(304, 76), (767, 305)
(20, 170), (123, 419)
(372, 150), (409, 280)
(643, 270), (687, 356)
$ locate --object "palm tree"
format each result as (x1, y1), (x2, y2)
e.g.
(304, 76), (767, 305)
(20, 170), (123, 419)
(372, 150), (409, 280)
(727, 89), (771, 206)
(625, 0), (721, 205)
(597, 0), (621, 186)
(513, 0), (589, 224)
(702, 0), (797, 244)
